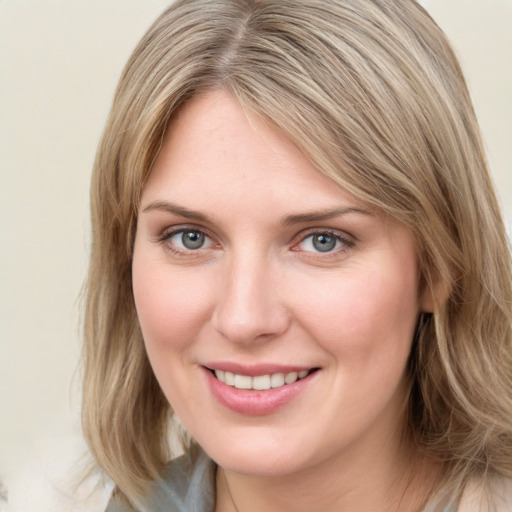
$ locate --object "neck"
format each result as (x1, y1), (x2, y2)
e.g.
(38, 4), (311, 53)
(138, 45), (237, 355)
(215, 431), (440, 512)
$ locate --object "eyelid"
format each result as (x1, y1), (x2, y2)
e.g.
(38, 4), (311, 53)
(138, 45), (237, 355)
(158, 223), (212, 240)
(291, 228), (356, 254)
(154, 224), (355, 257)
(157, 224), (219, 254)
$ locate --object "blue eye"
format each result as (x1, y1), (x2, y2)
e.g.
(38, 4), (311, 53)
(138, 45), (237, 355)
(166, 229), (213, 251)
(298, 232), (347, 253)
(181, 231), (205, 249)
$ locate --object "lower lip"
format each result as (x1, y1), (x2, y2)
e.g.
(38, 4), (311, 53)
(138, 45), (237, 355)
(204, 368), (317, 416)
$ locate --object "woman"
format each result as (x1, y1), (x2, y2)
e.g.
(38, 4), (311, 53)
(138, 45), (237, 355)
(82, 0), (512, 510)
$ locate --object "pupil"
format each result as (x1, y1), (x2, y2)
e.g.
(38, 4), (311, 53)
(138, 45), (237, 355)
(313, 234), (336, 252)
(182, 231), (205, 249)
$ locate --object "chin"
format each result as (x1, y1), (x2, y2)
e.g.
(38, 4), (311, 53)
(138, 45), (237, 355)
(196, 428), (317, 477)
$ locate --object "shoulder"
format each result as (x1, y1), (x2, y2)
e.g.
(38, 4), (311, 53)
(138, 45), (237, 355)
(457, 476), (512, 512)
(1, 425), (113, 512)
(105, 445), (216, 512)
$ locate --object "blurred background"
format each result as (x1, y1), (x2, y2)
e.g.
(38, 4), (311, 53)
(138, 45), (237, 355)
(0, 0), (510, 510)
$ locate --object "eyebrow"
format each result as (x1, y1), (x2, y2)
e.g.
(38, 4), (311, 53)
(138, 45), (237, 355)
(142, 200), (212, 223)
(280, 207), (371, 226)
(142, 200), (371, 225)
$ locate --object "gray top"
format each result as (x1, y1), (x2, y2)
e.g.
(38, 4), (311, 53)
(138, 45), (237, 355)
(105, 445), (215, 512)
(105, 446), (462, 512)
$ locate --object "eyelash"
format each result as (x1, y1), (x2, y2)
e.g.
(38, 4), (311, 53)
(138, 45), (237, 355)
(158, 226), (217, 257)
(157, 226), (355, 258)
(293, 230), (355, 256)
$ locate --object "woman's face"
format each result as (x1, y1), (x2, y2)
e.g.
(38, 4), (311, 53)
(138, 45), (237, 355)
(133, 89), (427, 477)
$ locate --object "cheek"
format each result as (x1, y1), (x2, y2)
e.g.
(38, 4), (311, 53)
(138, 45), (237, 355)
(132, 251), (213, 356)
(290, 262), (420, 361)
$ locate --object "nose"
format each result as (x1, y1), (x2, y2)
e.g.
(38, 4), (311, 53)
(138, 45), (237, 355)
(211, 252), (291, 345)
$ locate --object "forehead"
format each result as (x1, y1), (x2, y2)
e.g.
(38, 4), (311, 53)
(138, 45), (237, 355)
(143, 89), (366, 214)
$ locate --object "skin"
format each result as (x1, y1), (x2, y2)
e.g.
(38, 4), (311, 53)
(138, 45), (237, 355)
(132, 89), (436, 511)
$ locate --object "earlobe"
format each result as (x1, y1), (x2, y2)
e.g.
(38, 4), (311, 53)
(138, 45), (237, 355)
(420, 287), (436, 313)
(419, 277), (449, 313)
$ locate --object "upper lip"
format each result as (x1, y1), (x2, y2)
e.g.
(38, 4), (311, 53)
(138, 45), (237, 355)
(202, 362), (317, 376)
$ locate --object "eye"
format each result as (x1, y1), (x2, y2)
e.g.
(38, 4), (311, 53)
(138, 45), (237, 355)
(175, 230), (206, 250)
(162, 228), (215, 252)
(296, 232), (353, 253)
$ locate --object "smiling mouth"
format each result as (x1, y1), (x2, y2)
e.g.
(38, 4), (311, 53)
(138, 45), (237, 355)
(210, 368), (319, 391)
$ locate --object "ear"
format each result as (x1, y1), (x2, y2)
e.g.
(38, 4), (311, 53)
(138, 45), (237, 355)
(419, 276), (449, 313)
(420, 286), (436, 313)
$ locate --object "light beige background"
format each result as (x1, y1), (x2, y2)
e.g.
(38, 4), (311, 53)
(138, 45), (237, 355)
(0, 0), (510, 506)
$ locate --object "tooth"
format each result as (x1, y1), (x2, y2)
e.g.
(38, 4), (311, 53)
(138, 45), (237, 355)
(218, 370), (309, 390)
(234, 374), (252, 389)
(270, 373), (285, 388)
(253, 375), (271, 390)
(284, 372), (298, 384)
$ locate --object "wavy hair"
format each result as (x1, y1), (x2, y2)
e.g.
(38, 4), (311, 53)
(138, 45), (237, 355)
(82, 0), (512, 508)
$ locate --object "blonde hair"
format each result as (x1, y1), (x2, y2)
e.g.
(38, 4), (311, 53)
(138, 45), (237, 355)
(82, 0), (512, 508)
